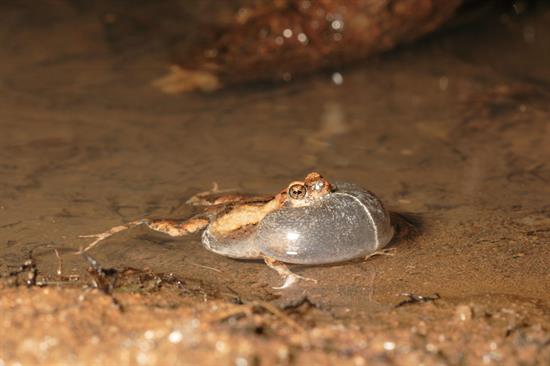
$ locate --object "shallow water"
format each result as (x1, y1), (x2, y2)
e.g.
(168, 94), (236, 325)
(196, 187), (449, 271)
(1, 1), (549, 323)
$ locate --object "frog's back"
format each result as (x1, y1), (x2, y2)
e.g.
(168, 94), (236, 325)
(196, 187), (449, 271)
(256, 183), (394, 264)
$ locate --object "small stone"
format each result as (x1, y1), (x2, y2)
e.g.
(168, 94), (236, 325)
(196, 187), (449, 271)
(235, 357), (248, 366)
(168, 330), (183, 344)
(331, 72), (343, 85)
(455, 304), (473, 321)
(383, 341), (396, 351)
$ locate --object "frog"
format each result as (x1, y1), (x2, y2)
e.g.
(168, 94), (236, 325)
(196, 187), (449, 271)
(79, 172), (394, 289)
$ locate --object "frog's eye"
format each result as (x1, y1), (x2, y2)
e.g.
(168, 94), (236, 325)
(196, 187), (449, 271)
(288, 183), (307, 200)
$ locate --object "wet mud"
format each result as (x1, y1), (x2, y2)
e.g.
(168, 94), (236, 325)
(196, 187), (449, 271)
(1, 1), (549, 365)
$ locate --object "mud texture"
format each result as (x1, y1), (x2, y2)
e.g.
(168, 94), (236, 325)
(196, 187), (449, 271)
(1, 1), (550, 365)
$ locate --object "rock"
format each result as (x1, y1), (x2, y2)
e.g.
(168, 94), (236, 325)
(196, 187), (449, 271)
(454, 304), (473, 321)
(159, 0), (463, 92)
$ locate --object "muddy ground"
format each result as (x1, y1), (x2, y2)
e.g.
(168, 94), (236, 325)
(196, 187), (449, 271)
(0, 2), (549, 365)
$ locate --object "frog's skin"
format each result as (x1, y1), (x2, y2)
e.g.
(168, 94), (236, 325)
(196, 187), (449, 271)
(80, 172), (394, 289)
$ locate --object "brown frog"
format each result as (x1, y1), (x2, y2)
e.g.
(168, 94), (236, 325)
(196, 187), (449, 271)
(80, 172), (394, 288)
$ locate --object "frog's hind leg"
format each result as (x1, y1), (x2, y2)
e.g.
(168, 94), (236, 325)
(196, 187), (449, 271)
(186, 182), (238, 206)
(263, 256), (318, 290)
(147, 218), (208, 237)
(79, 218), (209, 253)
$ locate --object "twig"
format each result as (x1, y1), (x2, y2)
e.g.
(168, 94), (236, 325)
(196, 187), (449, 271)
(395, 292), (440, 308)
(187, 261), (222, 273)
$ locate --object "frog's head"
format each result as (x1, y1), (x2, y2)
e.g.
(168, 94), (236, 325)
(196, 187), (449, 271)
(285, 172), (333, 207)
(304, 172), (333, 198)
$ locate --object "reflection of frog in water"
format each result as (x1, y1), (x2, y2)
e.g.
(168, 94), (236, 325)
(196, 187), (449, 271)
(80, 172), (394, 289)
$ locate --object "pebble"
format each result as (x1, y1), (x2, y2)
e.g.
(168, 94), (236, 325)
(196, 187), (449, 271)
(455, 304), (473, 321)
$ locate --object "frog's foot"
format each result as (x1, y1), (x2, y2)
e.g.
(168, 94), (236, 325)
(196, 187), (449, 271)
(79, 218), (209, 253)
(186, 182), (238, 206)
(78, 219), (150, 253)
(365, 247), (397, 261)
(263, 256), (317, 290)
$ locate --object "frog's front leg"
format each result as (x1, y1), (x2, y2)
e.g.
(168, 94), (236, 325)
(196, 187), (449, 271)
(364, 247), (397, 261)
(79, 217), (209, 253)
(263, 256), (318, 290)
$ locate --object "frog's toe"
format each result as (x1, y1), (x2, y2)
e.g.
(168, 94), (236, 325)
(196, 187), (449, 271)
(78, 220), (147, 253)
(263, 256), (317, 289)
(273, 273), (318, 290)
(273, 275), (299, 290)
(365, 247), (397, 260)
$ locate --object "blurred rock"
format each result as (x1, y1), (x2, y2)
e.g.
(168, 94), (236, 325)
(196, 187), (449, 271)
(157, 0), (463, 92)
(454, 304), (474, 321)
